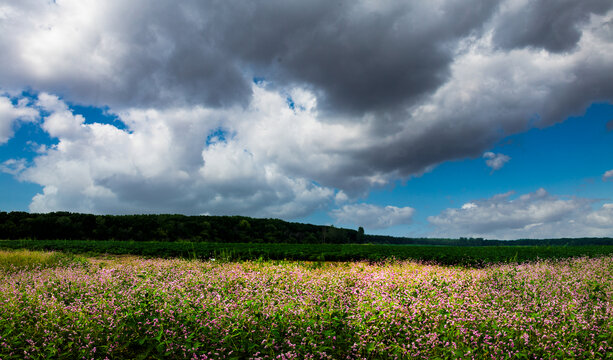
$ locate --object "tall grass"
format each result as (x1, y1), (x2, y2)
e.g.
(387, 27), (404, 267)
(0, 249), (88, 271)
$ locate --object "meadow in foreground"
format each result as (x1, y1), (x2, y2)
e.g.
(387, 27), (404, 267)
(1, 253), (612, 359)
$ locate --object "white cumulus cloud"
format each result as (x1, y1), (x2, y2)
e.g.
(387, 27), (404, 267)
(428, 188), (613, 239)
(0, 96), (38, 144)
(585, 203), (613, 227)
(330, 203), (415, 230)
(17, 91), (339, 217)
(603, 169), (613, 181)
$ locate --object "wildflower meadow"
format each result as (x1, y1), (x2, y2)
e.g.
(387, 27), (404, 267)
(1, 252), (612, 359)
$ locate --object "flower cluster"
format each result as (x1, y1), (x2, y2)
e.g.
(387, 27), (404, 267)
(1, 256), (611, 359)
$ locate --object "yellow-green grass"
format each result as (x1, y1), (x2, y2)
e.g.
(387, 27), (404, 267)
(0, 249), (88, 271)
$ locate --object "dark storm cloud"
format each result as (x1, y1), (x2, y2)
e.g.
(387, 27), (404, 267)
(0, 0), (500, 112)
(212, 0), (500, 113)
(6, 0), (608, 116)
(492, 0), (613, 52)
(538, 59), (613, 127)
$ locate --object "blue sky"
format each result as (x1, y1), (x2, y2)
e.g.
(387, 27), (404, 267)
(1, 1), (612, 239)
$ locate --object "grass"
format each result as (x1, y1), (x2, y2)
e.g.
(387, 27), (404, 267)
(0, 249), (88, 271)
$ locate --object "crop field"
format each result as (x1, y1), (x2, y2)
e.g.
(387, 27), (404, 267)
(3, 240), (613, 266)
(1, 251), (612, 359)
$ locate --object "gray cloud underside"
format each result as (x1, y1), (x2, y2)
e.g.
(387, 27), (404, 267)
(492, 0), (613, 52)
(0, 0), (503, 111)
(0, 0), (612, 218)
(2, 0), (609, 112)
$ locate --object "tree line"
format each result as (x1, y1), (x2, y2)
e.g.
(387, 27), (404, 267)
(0, 211), (611, 246)
(365, 235), (613, 246)
(0, 212), (362, 244)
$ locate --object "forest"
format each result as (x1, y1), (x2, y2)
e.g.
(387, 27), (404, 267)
(1, 211), (612, 246)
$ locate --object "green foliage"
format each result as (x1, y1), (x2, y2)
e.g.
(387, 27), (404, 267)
(0, 212), (360, 244)
(2, 240), (613, 266)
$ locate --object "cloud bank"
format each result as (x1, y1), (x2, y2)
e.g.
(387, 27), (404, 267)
(330, 203), (415, 230)
(428, 189), (613, 239)
(0, 0), (612, 222)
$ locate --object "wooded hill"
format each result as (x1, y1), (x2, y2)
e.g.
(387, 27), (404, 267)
(1, 211), (612, 246)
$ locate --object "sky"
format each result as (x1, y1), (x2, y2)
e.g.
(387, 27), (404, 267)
(1, 0), (612, 239)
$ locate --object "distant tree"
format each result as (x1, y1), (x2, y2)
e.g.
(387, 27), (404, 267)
(357, 227), (365, 243)
(238, 219), (251, 230)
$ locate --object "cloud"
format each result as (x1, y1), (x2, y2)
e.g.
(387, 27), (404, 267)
(491, 0), (613, 53)
(0, 159), (27, 176)
(330, 203), (415, 229)
(15, 93), (337, 216)
(0, 1), (612, 217)
(0, 0), (502, 112)
(0, 96), (39, 144)
(37, 93), (86, 140)
(483, 152), (511, 171)
(603, 169), (613, 181)
(585, 203), (613, 227)
(343, 9), (613, 180)
(428, 188), (613, 239)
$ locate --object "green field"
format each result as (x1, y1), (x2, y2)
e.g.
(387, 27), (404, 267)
(2, 239), (613, 266)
